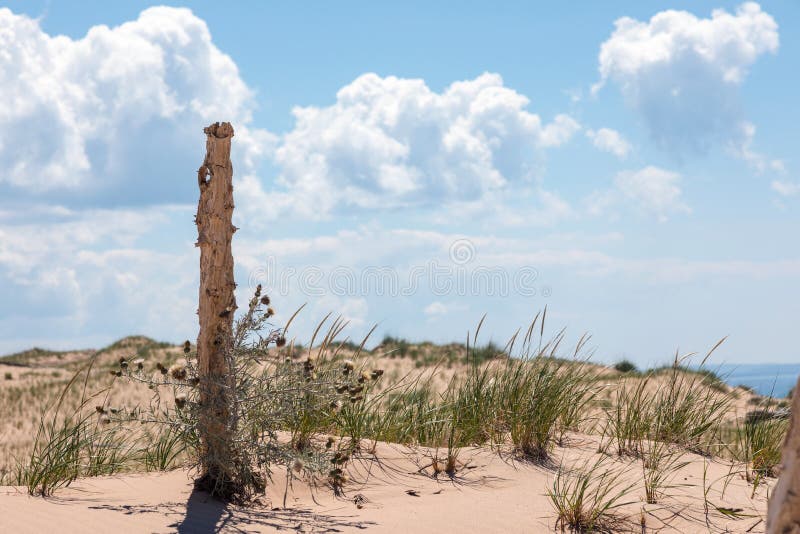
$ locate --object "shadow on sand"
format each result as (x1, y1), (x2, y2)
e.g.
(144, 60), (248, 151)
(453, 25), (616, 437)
(89, 487), (375, 533)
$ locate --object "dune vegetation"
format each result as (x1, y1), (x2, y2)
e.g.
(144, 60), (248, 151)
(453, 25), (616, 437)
(0, 302), (790, 531)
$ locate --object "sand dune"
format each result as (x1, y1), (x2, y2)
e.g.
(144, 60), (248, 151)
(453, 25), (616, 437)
(0, 436), (770, 533)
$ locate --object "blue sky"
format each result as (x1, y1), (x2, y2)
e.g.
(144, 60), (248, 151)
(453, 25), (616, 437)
(0, 1), (797, 366)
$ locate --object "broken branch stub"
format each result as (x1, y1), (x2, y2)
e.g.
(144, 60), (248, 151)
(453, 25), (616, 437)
(195, 122), (237, 492)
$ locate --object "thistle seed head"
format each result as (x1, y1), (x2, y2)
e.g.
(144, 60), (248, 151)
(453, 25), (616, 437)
(342, 360), (355, 375)
(169, 360), (188, 380)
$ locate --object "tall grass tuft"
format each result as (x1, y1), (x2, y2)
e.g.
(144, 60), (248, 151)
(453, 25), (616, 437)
(727, 411), (788, 490)
(15, 361), (108, 495)
(603, 341), (731, 458)
(651, 351), (731, 451)
(503, 356), (595, 461)
(547, 457), (636, 532)
(602, 377), (653, 457)
(142, 425), (188, 472)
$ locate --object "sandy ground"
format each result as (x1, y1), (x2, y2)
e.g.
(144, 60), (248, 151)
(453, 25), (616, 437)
(0, 340), (777, 532)
(0, 436), (770, 533)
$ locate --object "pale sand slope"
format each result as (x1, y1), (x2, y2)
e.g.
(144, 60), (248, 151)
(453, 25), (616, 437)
(0, 436), (770, 533)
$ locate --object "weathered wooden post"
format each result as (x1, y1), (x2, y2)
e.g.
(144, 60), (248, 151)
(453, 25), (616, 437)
(195, 122), (237, 494)
(767, 375), (800, 533)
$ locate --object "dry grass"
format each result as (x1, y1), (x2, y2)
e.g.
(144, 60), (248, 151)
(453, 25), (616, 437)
(0, 337), (185, 484)
(548, 456), (637, 532)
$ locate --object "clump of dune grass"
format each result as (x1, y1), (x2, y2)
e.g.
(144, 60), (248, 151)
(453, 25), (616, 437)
(495, 318), (598, 462)
(602, 341), (731, 459)
(14, 360), (131, 495)
(595, 344), (734, 508)
(347, 315), (598, 464)
(295, 313), (600, 472)
(547, 456), (636, 532)
(503, 355), (595, 462)
(724, 407), (788, 492)
(602, 377), (653, 457)
(359, 381), (434, 445)
(650, 345), (731, 451)
(445, 359), (501, 446)
(15, 404), (90, 495)
(142, 425), (189, 472)
(83, 421), (138, 477)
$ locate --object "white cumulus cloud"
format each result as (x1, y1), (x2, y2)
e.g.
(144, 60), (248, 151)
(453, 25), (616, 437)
(594, 2), (778, 159)
(264, 73), (580, 219)
(0, 6), (271, 207)
(0, 6), (281, 352)
(586, 128), (631, 158)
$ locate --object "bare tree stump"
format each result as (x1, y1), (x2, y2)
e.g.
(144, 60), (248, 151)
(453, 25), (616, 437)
(195, 122), (237, 495)
(768, 375), (800, 534)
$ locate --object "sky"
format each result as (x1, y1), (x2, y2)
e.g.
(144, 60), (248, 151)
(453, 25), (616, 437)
(0, 1), (797, 366)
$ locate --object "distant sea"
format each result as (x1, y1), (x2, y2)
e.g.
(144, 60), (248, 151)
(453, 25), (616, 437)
(712, 363), (800, 398)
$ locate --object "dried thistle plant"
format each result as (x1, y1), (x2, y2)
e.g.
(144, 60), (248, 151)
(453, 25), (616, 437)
(112, 288), (375, 502)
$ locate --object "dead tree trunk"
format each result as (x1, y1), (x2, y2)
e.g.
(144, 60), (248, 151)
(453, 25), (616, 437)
(195, 122), (237, 495)
(767, 375), (800, 534)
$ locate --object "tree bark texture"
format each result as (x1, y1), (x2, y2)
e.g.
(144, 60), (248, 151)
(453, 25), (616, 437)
(195, 122), (237, 488)
(767, 375), (800, 534)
